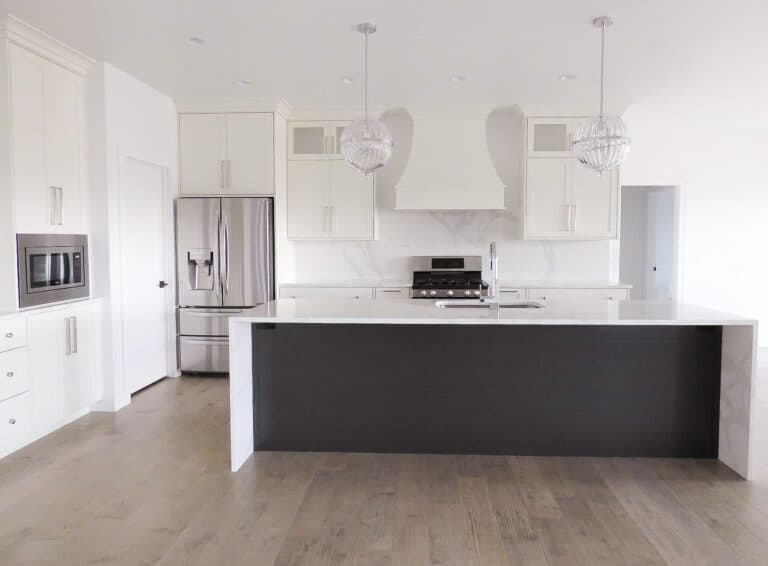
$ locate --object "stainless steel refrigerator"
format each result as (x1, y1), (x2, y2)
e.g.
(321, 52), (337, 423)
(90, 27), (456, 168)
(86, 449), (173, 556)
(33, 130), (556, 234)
(176, 197), (274, 373)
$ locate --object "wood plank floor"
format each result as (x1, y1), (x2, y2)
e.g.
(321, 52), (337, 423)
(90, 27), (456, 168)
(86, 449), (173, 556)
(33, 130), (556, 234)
(0, 352), (766, 565)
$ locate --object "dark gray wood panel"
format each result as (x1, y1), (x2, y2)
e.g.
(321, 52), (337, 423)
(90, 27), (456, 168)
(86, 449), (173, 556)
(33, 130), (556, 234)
(252, 324), (722, 457)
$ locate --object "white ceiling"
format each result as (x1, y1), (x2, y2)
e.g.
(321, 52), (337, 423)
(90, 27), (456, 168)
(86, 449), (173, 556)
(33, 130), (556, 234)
(0, 0), (765, 114)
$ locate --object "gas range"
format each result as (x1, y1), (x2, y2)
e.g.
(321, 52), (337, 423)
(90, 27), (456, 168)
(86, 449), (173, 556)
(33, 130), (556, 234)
(410, 256), (489, 299)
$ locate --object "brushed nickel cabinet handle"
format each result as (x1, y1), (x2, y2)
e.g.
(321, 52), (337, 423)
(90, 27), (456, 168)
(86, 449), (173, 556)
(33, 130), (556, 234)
(6, 371), (13, 378)
(5, 332), (12, 338)
(8, 418), (16, 425)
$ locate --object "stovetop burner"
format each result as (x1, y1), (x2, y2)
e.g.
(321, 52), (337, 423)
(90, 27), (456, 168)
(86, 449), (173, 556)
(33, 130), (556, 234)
(410, 255), (489, 299)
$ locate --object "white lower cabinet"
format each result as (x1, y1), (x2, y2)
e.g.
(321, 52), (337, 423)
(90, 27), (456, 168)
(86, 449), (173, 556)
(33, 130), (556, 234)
(0, 392), (32, 458)
(28, 302), (97, 438)
(279, 287), (374, 300)
(499, 289), (525, 302)
(0, 347), (30, 402)
(526, 288), (629, 304)
(374, 288), (410, 299)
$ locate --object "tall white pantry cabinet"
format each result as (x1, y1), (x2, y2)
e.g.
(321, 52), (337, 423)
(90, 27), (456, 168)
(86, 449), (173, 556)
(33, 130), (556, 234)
(0, 17), (102, 460)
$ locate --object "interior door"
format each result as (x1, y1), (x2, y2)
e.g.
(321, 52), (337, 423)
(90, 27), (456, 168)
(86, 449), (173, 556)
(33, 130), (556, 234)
(44, 61), (84, 232)
(179, 114), (226, 194)
(329, 161), (374, 239)
(9, 44), (48, 233)
(226, 113), (274, 194)
(119, 158), (169, 393)
(571, 165), (618, 239)
(220, 198), (273, 307)
(524, 158), (572, 239)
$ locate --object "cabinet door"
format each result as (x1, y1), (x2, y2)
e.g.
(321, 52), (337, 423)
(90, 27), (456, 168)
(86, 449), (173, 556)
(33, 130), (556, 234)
(28, 308), (68, 435)
(527, 118), (575, 157)
(226, 113), (274, 195)
(287, 121), (329, 159)
(280, 287), (373, 299)
(64, 303), (96, 417)
(328, 120), (351, 159)
(44, 62), (85, 233)
(571, 165), (618, 239)
(9, 44), (49, 233)
(179, 114), (226, 194)
(524, 158), (572, 239)
(287, 161), (330, 239)
(329, 161), (375, 240)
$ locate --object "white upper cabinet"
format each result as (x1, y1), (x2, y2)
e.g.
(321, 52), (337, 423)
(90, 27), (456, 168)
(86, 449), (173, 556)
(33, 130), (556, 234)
(179, 114), (226, 194)
(526, 117), (577, 158)
(226, 113), (274, 194)
(179, 113), (274, 195)
(524, 158), (572, 239)
(524, 116), (619, 240)
(328, 161), (375, 239)
(287, 121), (349, 160)
(287, 120), (375, 241)
(570, 165), (618, 239)
(9, 44), (87, 234)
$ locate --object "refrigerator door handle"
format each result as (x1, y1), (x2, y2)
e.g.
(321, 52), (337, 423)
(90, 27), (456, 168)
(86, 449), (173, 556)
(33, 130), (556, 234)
(223, 215), (230, 295)
(217, 209), (225, 298)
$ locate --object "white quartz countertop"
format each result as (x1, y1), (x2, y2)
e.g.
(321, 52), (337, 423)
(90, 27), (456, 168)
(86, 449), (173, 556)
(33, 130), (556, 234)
(231, 299), (756, 326)
(279, 280), (631, 289)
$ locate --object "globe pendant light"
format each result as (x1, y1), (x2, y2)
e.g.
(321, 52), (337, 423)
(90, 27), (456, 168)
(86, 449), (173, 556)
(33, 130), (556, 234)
(572, 16), (631, 175)
(341, 22), (393, 175)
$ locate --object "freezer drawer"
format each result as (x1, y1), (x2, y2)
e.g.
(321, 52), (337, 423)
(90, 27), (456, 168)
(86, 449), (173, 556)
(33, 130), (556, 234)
(179, 308), (243, 337)
(179, 337), (229, 373)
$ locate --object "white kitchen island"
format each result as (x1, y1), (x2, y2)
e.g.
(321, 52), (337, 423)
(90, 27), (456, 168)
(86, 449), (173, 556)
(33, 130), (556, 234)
(229, 299), (758, 479)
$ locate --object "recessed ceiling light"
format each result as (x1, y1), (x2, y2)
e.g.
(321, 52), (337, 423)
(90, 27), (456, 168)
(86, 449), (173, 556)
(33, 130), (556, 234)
(186, 36), (206, 46)
(234, 79), (252, 87)
(340, 76), (355, 85)
(449, 74), (467, 84)
(559, 74), (577, 81)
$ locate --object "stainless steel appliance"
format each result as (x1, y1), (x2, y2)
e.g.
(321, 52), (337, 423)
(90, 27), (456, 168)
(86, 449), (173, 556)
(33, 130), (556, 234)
(176, 197), (274, 373)
(16, 234), (89, 308)
(410, 255), (489, 299)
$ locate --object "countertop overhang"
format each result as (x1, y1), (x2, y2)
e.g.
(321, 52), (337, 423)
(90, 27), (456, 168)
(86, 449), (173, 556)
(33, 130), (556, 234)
(231, 299), (757, 327)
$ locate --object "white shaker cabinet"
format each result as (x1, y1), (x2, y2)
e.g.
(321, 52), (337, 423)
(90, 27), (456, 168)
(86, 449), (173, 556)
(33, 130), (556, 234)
(179, 113), (274, 195)
(28, 303), (96, 438)
(524, 116), (619, 240)
(279, 286), (374, 299)
(9, 44), (87, 233)
(287, 134), (376, 240)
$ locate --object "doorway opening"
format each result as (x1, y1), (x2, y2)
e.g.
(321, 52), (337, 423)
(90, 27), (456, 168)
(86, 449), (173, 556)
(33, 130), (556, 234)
(619, 185), (681, 301)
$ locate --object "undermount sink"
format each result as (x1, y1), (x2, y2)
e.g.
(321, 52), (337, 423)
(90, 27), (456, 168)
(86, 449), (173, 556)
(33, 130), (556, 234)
(435, 300), (544, 309)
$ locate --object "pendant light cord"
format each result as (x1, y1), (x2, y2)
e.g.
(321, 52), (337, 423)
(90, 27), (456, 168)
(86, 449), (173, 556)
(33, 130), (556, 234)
(599, 20), (605, 118)
(364, 28), (369, 122)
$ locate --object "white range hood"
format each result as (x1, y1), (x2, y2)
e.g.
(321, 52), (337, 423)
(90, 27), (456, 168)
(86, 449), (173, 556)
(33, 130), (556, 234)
(395, 117), (505, 210)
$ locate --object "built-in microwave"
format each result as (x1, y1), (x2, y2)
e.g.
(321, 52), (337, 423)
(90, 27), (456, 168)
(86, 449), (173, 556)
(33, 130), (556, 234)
(16, 234), (89, 308)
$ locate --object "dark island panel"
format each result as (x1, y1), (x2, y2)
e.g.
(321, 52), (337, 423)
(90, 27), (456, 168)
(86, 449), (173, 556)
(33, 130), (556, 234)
(252, 324), (721, 458)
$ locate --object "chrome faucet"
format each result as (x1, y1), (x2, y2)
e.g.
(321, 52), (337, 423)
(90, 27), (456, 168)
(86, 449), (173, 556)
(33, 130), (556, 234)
(481, 241), (499, 309)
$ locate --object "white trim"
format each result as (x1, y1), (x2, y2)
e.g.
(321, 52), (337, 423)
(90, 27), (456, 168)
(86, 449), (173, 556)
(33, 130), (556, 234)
(1, 15), (93, 76)
(175, 100), (287, 114)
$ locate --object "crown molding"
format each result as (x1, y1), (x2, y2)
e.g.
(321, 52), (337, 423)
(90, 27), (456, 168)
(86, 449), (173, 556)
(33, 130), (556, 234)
(175, 99), (292, 115)
(0, 14), (94, 76)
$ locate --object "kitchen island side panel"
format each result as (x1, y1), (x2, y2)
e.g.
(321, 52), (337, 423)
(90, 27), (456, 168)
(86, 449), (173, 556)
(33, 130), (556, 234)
(252, 324), (722, 457)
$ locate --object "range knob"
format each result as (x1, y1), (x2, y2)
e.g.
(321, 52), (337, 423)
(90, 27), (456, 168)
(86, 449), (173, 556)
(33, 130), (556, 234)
(464, 290), (472, 296)
(420, 290), (428, 296)
(447, 290), (454, 296)
(473, 290), (481, 296)
(429, 290), (437, 296)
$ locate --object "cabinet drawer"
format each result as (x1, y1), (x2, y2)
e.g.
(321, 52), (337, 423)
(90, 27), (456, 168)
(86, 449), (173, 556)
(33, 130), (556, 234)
(0, 347), (29, 402)
(526, 288), (629, 303)
(0, 317), (27, 352)
(0, 392), (32, 459)
(374, 288), (409, 300)
(499, 289), (524, 302)
(280, 287), (374, 300)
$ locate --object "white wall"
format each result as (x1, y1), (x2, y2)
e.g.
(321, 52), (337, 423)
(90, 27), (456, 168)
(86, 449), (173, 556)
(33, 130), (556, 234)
(622, 87), (768, 345)
(288, 107), (613, 284)
(88, 63), (178, 410)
